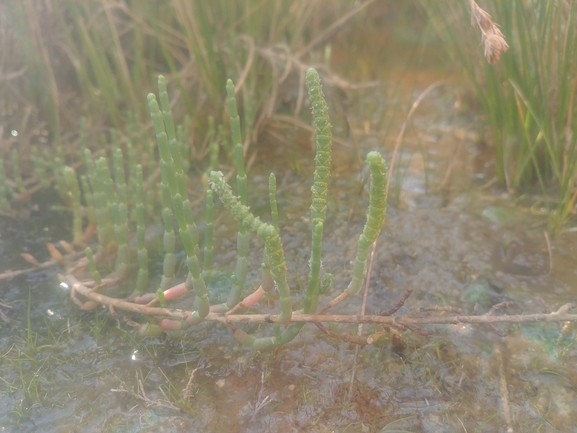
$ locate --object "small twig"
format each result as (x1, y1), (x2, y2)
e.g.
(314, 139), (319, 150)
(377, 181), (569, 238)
(386, 80), (445, 197)
(487, 322), (507, 337)
(314, 322), (368, 345)
(0, 309), (12, 323)
(405, 305), (463, 317)
(317, 291), (350, 315)
(233, 35), (256, 94)
(63, 274), (577, 332)
(495, 347), (514, 433)
(485, 301), (515, 316)
(110, 370), (179, 411)
(249, 371), (276, 419)
(347, 239), (377, 401)
(0, 250), (86, 281)
(379, 289), (413, 316)
(403, 323), (434, 336)
(182, 367), (198, 402)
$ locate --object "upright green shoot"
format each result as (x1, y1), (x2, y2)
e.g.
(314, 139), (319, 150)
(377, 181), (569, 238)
(303, 68), (334, 314)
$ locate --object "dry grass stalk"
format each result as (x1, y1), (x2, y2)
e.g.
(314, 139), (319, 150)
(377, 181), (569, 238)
(64, 274), (577, 332)
(470, 0), (509, 63)
(110, 370), (180, 411)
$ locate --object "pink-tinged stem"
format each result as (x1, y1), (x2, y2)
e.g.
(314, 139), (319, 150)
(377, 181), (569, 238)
(163, 282), (188, 300)
(225, 286), (266, 315)
(241, 286), (265, 307)
(136, 282), (189, 307)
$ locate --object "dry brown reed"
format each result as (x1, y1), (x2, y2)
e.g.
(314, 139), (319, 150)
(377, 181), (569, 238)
(470, 0), (509, 63)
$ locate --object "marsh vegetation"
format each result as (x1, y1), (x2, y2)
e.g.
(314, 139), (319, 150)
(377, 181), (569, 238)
(1, 1), (577, 432)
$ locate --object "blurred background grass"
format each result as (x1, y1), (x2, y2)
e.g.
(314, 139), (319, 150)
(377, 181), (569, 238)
(1, 0), (576, 232)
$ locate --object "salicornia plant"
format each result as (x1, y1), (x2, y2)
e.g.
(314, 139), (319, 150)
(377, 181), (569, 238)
(65, 68), (388, 349)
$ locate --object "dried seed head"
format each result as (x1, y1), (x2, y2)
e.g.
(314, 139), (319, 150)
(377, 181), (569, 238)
(470, 1), (494, 31)
(483, 30), (509, 64)
(470, 0), (509, 63)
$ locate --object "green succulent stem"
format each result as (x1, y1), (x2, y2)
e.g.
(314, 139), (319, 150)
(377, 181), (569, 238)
(210, 171), (292, 323)
(134, 164), (149, 296)
(269, 174), (279, 230)
(303, 222), (323, 314)
(31, 146), (49, 189)
(346, 151), (388, 296)
(110, 148), (130, 275)
(68, 70), (390, 351)
(303, 68), (334, 314)
(223, 80), (249, 310)
(80, 175), (95, 226)
(306, 68), (333, 226)
(92, 158), (114, 254)
(226, 79), (243, 152)
(149, 76), (208, 318)
(85, 247), (102, 285)
(202, 190), (215, 278)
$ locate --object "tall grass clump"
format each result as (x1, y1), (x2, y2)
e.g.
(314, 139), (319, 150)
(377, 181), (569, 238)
(422, 0), (577, 233)
(0, 1), (365, 171)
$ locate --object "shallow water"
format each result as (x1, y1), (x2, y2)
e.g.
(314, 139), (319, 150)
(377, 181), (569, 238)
(1, 75), (576, 433)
